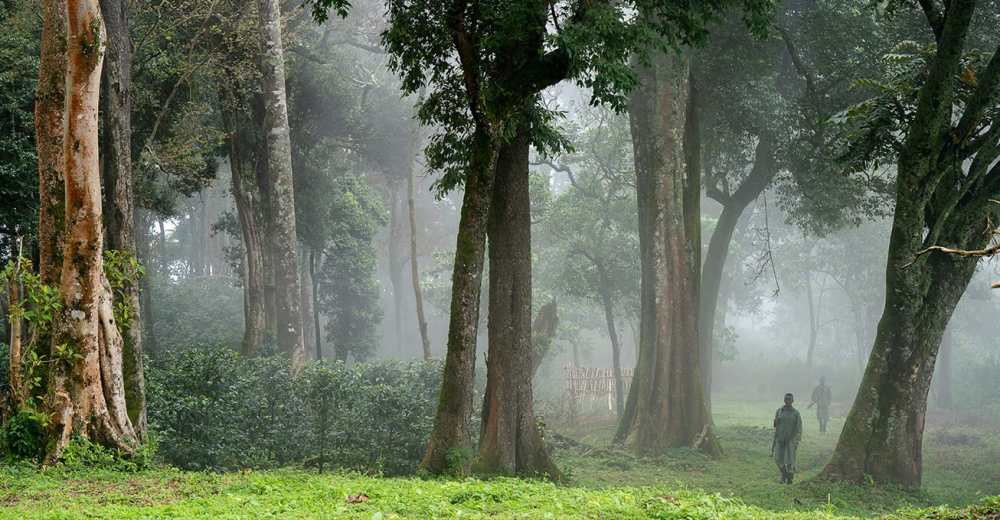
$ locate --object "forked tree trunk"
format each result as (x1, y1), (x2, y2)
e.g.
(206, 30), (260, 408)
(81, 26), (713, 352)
(699, 139), (775, 417)
(819, 213), (980, 486)
(615, 54), (721, 458)
(258, 0), (304, 372)
(820, 0), (988, 487)
(473, 123), (562, 480)
(419, 125), (498, 476)
(41, 0), (138, 461)
(100, 0), (145, 439)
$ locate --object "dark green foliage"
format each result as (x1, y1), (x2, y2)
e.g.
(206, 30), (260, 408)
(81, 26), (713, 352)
(316, 175), (388, 362)
(146, 344), (443, 475)
(0, 0), (40, 256)
(0, 408), (45, 460)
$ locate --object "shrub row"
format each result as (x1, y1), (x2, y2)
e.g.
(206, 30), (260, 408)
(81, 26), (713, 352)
(145, 344), (443, 475)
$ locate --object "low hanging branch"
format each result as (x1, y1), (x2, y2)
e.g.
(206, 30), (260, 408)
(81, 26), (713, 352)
(903, 200), (1000, 288)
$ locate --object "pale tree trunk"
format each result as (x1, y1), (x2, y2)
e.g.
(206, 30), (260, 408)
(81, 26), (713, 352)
(419, 125), (498, 476)
(388, 192), (407, 355)
(936, 326), (953, 409)
(100, 0), (145, 439)
(41, 0), (138, 461)
(699, 139), (775, 417)
(407, 100), (432, 359)
(7, 266), (23, 409)
(615, 54), (721, 458)
(300, 245), (317, 357)
(258, 0), (304, 372)
(852, 308), (867, 376)
(473, 123), (562, 480)
(310, 248), (322, 359)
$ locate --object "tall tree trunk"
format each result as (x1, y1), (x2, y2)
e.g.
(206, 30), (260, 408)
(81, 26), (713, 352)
(310, 248), (322, 359)
(699, 139), (775, 417)
(852, 308), (867, 376)
(388, 193), (407, 355)
(596, 265), (624, 416)
(407, 100), (432, 359)
(7, 266), (23, 409)
(300, 245), (317, 357)
(806, 271), (818, 383)
(41, 0), (138, 460)
(258, 0), (304, 372)
(936, 326), (953, 409)
(157, 219), (167, 274)
(419, 125), (498, 476)
(100, 0), (145, 439)
(615, 55), (720, 458)
(820, 0), (985, 487)
(473, 122), (562, 480)
(217, 64), (267, 357)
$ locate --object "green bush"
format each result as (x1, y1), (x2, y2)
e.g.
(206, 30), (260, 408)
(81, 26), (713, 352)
(146, 344), (443, 475)
(0, 407), (45, 460)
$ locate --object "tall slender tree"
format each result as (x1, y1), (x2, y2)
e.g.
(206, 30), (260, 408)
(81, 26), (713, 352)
(259, 0), (305, 372)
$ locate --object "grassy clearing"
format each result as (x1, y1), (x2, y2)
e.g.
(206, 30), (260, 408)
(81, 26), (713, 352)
(0, 399), (997, 518)
(549, 400), (1000, 517)
(0, 465), (997, 519)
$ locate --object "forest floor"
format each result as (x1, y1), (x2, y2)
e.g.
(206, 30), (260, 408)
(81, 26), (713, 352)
(547, 399), (1000, 517)
(0, 399), (997, 519)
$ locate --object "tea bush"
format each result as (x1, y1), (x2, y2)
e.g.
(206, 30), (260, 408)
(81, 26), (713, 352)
(146, 344), (443, 475)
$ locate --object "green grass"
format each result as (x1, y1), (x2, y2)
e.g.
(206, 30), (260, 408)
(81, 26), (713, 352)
(550, 400), (1000, 517)
(0, 399), (997, 518)
(0, 465), (997, 519)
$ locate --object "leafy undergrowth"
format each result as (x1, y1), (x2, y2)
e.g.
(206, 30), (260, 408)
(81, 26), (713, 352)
(548, 401), (1000, 518)
(0, 465), (996, 519)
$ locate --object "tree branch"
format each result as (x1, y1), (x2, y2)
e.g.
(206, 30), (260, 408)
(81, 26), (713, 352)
(918, 0), (945, 42)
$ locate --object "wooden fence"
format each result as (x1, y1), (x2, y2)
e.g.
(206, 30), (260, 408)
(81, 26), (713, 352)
(564, 365), (634, 412)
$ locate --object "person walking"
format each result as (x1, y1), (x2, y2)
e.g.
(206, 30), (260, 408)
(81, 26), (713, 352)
(772, 393), (802, 484)
(808, 376), (832, 433)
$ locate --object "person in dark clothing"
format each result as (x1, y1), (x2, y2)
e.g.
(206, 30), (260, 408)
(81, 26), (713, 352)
(808, 376), (832, 433)
(773, 393), (802, 484)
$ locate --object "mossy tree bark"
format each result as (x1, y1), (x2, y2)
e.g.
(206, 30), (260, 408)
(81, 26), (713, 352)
(39, 0), (139, 461)
(418, 0), (570, 475)
(699, 139), (775, 417)
(99, 0), (146, 440)
(473, 122), (562, 480)
(615, 52), (721, 458)
(419, 125), (499, 475)
(35, 0), (67, 401)
(258, 0), (305, 372)
(820, 0), (1000, 487)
